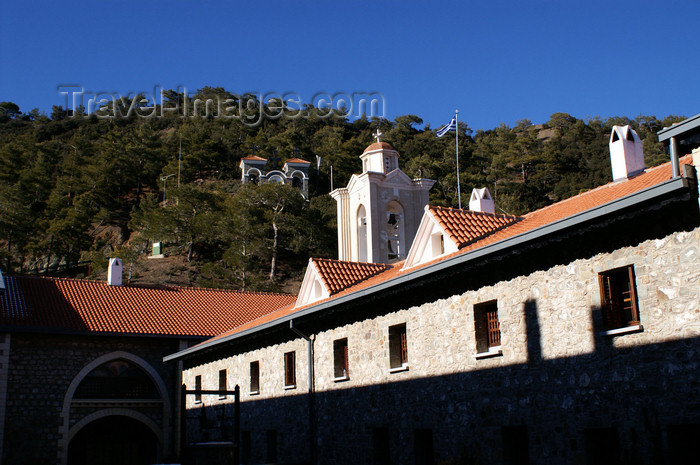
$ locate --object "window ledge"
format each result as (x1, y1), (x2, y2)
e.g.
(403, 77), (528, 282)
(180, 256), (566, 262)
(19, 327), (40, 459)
(249, 390), (260, 396)
(474, 346), (503, 360)
(601, 324), (643, 337)
(284, 385), (296, 390)
(389, 364), (409, 374)
(333, 375), (350, 383)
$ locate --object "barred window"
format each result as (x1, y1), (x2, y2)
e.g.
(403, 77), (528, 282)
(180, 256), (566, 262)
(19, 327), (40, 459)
(598, 265), (640, 331)
(475, 300), (501, 354)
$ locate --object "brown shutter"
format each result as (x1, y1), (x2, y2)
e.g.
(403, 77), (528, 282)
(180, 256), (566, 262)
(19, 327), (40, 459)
(400, 329), (408, 365)
(486, 307), (501, 347)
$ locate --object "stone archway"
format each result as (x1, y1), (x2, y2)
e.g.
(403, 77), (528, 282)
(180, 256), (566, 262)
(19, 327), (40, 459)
(67, 413), (159, 465)
(58, 351), (172, 465)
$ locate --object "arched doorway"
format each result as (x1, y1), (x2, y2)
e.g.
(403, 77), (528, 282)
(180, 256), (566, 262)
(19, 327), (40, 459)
(68, 415), (158, 465)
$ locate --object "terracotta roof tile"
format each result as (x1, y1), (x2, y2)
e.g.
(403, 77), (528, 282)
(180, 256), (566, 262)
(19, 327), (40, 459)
(429, 206), (521, 248)
(312, 258), (390, 295)
(284, 158), (311, 164)
(0, 276), (296, 337)
(241, 156), (267, 161)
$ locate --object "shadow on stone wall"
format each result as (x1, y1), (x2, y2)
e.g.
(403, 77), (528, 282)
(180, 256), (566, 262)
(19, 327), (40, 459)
(186, 314), (700, 465)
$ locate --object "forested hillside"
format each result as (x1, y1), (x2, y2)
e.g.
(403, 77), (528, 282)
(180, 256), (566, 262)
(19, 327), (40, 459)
(0, 90), (685, 292)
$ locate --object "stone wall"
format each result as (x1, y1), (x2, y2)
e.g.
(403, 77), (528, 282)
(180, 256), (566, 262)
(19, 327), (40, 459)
(3, 333), (185, 465)
(184, 223), (700, 464)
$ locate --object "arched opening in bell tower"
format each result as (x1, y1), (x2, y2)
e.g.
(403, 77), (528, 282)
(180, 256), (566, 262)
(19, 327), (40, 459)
(386, 201), (405, 263)
(357, 205), (368, 262)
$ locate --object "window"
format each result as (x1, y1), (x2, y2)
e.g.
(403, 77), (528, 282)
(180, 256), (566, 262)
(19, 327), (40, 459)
(598, 265), (640, 332)
(414, 428), (434, 465)
(284, 351), (296, 388)
(389, 323), (408, 370)
(584, 427), (619, 465)
(266, 430), (278, 463)
(474, 300), (502, 356)
(373, 427), (390, 465)
(250, 361), (260, 394)
(74, 359), (159, 399)
(502, 425), (530, 465)
(334, 338), (349, 380)
(241, 430), (251, 464)
(218, 369), (227, 399)
(194, 375), (202, 403)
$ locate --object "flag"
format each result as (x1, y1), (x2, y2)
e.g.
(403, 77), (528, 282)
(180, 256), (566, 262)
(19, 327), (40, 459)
(436, 117), (457, 137)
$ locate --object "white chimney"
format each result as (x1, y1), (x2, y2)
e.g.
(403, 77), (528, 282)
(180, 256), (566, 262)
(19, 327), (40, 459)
(0, 269), (5, 294)
(469, 187), (495, 214)
(610, 125), (645, 181)
(107, 258), (123, 286)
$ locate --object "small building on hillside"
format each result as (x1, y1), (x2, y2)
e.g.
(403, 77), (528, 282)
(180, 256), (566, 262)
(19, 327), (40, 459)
(239, 156), (311, 198)
(168, 119), (700, 465)
(0, 263), (295, 465)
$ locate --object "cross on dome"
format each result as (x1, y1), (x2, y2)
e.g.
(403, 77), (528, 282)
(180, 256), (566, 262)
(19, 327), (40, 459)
(374, 129), (383, 143)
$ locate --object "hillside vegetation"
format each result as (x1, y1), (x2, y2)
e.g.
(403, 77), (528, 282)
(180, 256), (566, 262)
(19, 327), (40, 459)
(0, 91), (684, 292)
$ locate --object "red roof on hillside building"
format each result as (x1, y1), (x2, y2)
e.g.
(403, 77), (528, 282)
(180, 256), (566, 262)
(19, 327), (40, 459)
(312, 258), (390, 295)
(0, 276), (296, 337)
(429, 206), (521, 248)
(363, 142), (397, 153)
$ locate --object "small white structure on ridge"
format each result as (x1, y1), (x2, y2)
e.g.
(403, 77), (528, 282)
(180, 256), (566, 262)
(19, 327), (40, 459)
(610, 125), (645, 181)
(107, 258), (123, 286)
(469, 187), (495, 214)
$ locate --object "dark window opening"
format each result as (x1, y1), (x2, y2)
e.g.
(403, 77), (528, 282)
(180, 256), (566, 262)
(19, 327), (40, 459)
(74, 359), (159, 400)
(373, 427), (391, 465)
(475, 300), (501, 353)
(250, 361), (260, 393)
(334, 338), (349, 379)
(218, 369), (227, 399)
(284, 351), (296, 387)
(241, 430), (251, 465)
(414, 428), (434, 465)
(266, 430), (278, 463)
(389, 324), (408, 369)
(667, 423), (700, 465)
(598, 265), (640, 330)
(502, 425), (530, 465)
(584, 427), (619, 465)
(194, 375), (202, 403)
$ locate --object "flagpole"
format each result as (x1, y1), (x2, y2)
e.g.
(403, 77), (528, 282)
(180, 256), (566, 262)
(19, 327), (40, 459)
(455, 109), (461, 209)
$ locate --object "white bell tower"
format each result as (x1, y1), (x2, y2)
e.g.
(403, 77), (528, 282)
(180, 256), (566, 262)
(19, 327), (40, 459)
(331, 131), (435, 264)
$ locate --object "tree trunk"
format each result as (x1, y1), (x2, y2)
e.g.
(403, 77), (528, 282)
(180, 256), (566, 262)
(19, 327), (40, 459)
(269, 221), (278, 281)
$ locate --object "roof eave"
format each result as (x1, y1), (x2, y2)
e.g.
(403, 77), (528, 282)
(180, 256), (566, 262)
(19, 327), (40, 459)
(164, 176), (692, 363)
(658, 113), (700, 142)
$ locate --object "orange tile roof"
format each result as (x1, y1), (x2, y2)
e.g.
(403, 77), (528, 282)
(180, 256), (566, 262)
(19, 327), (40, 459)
(429, 206), (521, 248)
(174, 155), (697, 355)
(363, 142), (396, 153)
(241, 156), (267, 161)
(0, 276), (296, 337)
(312, 258), (390, 295)
(284, 158), (311, 164)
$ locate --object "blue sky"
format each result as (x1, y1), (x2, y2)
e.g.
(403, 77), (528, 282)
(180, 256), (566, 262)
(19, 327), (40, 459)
(1, 0), (699, 130)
